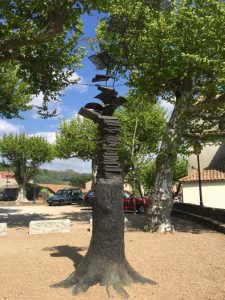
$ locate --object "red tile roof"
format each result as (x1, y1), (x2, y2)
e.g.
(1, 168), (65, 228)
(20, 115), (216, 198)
(180, 169), (225, 182)
(38, 184), (76, 193)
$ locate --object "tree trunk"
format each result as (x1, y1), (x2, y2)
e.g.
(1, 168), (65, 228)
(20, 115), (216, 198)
(52, 115), (156, 297)
(15, 186), (29, 204)
(145, 91), (190, 233)
(52, 177), (155, 297)
(145, 118), (179, 232)
(91, 159), (97, 185)
(144, 156), (176, 233)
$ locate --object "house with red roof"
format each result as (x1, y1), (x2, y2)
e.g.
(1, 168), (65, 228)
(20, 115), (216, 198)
(180, 169), (225, 209)
(180, 143), (225, 209)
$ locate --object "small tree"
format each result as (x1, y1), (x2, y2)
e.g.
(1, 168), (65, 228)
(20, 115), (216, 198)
(116, 92), (166, 194)
(56, 116), (98, 182)
(0, 133), (55, 203)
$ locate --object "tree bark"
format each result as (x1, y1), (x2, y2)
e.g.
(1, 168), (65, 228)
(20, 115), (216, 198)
(145, 92), (188, 233)
(144, 144), (176, 233)
(15, 186), (29, 204)
(52, 177), (155, 297)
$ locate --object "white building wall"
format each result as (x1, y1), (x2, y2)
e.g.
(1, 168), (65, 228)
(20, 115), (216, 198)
(188, 143), (225, 176)
(188, 144), (220, 175)
(0, 177), (17, 189)
(182, 181), (225, 209)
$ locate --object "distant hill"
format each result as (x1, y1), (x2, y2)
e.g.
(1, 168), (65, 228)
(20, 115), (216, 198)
(33, 169), (91, 188)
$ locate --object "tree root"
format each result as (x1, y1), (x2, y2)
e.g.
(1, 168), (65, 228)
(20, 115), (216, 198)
(51, 259), (156, 298)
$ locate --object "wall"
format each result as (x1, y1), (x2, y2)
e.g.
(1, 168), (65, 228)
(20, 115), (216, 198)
(0, 176), (17, 189)
(173, 202), (225, 223)
(182, 181), (225, 209)
(187, 144), (222, 175)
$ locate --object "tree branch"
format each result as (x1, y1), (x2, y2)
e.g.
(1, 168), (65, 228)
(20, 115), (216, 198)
(188, 94), (225, 114)
(0, 2), (76, 62)
(184, 131), (225, 141)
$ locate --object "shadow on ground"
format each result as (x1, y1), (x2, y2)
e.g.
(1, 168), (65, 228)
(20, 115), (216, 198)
(0, 204), (214, 233)
(42, 245), (86, 268)
(125, 213), (214, 234)
(0, 205), (92, 228)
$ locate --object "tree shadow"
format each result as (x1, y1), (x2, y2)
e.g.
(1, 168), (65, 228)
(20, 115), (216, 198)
(125, 213), (214, 234)
(0, 208), (21, 214)
(0, 206), (92, 229)
(171, 216), (214, 234)
(42, 245), (86, 269)
(0, 205), (215, 234)
(0, 212), (53, 228)
(59, 210), (92, 223)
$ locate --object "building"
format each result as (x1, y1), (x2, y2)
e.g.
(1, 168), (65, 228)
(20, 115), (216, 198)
(0, 171), (18, 190)
(180, 169), (225, 209)
(180, 143), (225, 209)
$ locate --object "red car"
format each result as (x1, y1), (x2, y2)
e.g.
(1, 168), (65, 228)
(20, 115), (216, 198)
(123, 191), (149, 214)
(83, 190), (149, 214)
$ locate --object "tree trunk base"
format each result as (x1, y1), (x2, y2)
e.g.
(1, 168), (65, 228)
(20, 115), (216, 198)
(15, 198), (29, 204)
(51, 256), (155, 298)
(145, 199), (174, 233)
(144, 222), (174, 233)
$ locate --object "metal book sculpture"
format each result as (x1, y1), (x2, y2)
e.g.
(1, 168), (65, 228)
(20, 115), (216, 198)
(79, 84), (126, 179)
(79, 51), (126, 179)
(52, 52), (155, 298)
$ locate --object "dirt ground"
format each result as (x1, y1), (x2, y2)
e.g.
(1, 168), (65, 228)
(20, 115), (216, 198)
(0, 204), (225, 300)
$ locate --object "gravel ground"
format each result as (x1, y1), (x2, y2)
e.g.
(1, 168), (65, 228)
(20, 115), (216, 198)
(0, 204), (225, 300)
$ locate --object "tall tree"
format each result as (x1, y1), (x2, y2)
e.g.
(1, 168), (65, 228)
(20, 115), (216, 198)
(0, 133), (55, 203)
(97, 0), (225, 232)
(0, 0), (109, 117)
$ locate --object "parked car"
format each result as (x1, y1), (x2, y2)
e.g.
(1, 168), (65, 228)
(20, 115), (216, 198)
(83, 190), (149, 214)
(83, 190), (95, 206)
(123, 191), (149, 214)
(0, 191), (14, 201)
(47, 188), (83, 206)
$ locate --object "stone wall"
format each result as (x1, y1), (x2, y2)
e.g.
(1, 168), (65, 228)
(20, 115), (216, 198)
(172, 202), (225, 223)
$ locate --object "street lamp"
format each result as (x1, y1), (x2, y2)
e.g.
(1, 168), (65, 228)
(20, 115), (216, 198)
(193, 141), (203, 206)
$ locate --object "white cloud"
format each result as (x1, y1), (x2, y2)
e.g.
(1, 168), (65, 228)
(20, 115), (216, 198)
(65, 72), (88, 94)
(29, 72), (87, 119)
(29, 132), (57, 144)
(30, 92), (45, 107)
(159, 99), (174, 120)
(42, 157), (91, 173)
(0, 120), (22, 134)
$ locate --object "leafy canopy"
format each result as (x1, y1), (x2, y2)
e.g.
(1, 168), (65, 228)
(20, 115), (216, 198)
(0, 0), (110, 118)
(97, 0), (225, 146)
(56, 116), (98, 161)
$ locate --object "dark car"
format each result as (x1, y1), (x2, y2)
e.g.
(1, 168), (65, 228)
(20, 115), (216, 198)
(47, 188), (83, 206)
(0, 191), (14, 201)
(83, 190), (149, 214)
(83, 190), (95, 206)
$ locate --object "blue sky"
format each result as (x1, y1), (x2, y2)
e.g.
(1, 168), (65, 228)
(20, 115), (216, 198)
(0, 12), (128, 174)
